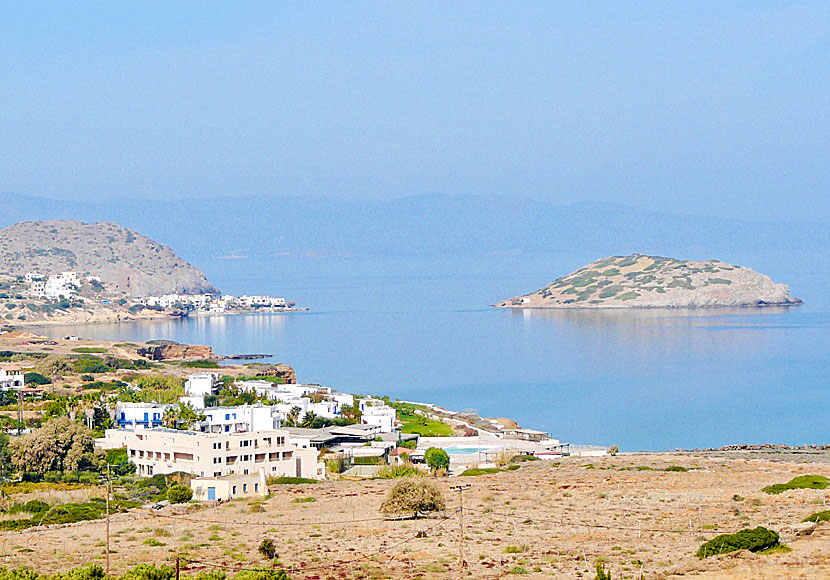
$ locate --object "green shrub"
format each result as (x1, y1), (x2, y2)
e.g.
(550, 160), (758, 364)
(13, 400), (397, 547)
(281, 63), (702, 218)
(7, 500), (49, 515)
(664, 466), (688, 472)
(424, 447), (449, 473)
(504, 545), (527, 553)
(233, 570), (290, 580)
(23, 372), (50, 385)
(459, 467), (501, 477)
(802, 510), (830, 523)
(258, 538), (278, 559)
(266, 476), (317, 485)
(594, 562), (611, 580)
(696, 526), (779, 558)
(118, 564), (176, 580)
(375, 464), (426, 479)
(167, 484), (192, 504)
(762, 475), (829, 494)
(71, 347), (107, 354)
(185, 359), (220, 368)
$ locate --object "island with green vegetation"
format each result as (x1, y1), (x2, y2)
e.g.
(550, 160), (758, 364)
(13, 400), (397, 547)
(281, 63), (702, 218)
(496, 253), (802, 309)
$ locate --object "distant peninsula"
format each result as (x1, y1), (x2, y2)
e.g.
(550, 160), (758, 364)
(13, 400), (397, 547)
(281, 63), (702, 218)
(0, 220), (215, 296)
(496, 254), (802, 309)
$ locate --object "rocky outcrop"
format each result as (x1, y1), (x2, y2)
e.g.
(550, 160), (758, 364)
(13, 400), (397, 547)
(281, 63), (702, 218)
(0, 220), (217, 296)
(250, 363), (297, 384)
(496, 254), (802, 309)
(137, 343), (217, 361)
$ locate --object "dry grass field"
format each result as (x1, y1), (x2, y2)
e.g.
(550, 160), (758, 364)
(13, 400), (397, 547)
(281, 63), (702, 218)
(2, 452), (829, 578)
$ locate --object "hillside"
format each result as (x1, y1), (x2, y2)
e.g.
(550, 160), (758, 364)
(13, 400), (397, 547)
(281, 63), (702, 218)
(0, 220), (216, 296)
(496, 254), (802, 309)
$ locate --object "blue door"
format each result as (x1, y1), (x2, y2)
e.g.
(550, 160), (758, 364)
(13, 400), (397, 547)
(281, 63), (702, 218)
(207, 487), (216, 501)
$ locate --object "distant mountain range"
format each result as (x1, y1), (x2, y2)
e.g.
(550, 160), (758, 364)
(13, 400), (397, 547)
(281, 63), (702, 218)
(1, 192), (827, 266)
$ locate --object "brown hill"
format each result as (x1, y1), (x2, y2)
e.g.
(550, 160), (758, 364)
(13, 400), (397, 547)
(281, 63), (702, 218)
(0, 220), (216, 296)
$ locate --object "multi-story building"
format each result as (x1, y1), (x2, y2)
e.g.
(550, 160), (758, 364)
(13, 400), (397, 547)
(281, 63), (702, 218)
(102, 428), (321, 479)
(115, 402), (167, 429)
(185, 372), (222, 396)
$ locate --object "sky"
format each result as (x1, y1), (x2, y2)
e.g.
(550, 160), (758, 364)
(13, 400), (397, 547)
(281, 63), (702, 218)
(1, 2), (827, 222)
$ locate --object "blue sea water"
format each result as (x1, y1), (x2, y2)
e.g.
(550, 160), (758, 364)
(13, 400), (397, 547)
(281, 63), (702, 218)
(32, 251), (830, 452)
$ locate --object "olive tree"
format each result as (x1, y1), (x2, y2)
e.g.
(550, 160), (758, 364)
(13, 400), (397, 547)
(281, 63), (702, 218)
(9, 416), (103, 475)
(380, 479), (445, 518)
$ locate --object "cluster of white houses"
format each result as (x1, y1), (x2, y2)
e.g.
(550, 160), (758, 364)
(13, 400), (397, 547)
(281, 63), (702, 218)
(138, 294), (289, 313)
(25, 271), (89, 300)
(101, 373), (401, 497)
(116, 373), (397, 433)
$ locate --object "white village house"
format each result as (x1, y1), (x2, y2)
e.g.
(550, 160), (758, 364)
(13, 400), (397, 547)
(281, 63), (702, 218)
(0, 365), (25, 390)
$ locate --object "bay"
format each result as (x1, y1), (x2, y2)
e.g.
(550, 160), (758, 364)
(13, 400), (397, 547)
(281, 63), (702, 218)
(31, 251), (830, 452)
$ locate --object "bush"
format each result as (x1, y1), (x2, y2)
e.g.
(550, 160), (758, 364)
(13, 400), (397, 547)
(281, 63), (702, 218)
(266, 476), (317, 485)
(23, 372), (50, 385)
(380, 479), (445, 518)
(233, 570), (290, 580)
(374, 464), (426, 479)
(696, 526), (780, 558)
(118, 564), (176, 580)
(258, 538), (278, 559)
(595, 562), (611, 580)
(424, 447), (449, 473)
(762, 475), (829, 494)
(803, 510), (830, 523)
(167, 484), (192, 504)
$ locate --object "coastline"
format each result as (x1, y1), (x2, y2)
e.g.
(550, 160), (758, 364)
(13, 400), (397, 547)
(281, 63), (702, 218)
(10, 306), (309, 329)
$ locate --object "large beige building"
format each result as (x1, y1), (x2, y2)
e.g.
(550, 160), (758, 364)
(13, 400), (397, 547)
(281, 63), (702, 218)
(103, 428), (322, 480)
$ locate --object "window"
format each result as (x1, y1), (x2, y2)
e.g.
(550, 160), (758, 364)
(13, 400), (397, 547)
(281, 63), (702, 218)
(232, 486), (237, 495)
(254, 483), (259, 492)
(225, 414), (230, 420)
(243, 484), (248, 493)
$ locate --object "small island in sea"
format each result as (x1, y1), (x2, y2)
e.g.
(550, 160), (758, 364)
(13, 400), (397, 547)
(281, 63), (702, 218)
(496, 253), (802, 309)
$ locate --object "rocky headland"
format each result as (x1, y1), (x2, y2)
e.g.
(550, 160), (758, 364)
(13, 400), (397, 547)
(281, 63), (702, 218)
(0, 220), (216, 296)
(496, 254), (802, 309)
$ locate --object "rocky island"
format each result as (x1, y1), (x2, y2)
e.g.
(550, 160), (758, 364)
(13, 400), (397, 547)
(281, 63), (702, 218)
(496, 253), (802, 309)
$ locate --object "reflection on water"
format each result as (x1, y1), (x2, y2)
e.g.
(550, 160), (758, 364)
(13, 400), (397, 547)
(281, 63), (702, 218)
(513, 305), (797, 327)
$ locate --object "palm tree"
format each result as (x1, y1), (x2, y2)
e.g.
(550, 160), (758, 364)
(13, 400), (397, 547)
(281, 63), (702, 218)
(300, 411), (318, 428)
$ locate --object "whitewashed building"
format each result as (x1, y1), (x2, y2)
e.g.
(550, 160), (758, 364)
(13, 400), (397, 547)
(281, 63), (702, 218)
(0, 365), (25, 390)
(115, 402), (167, 429)
(185, 372), (222, 396)
(102, 428), (321, 479)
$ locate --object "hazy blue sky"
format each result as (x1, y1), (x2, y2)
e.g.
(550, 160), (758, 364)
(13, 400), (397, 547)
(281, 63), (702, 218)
(1, 2), (827, 221)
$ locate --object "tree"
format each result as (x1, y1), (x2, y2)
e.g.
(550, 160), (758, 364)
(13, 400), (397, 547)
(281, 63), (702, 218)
(8, 416), (103, 475)
(162, 402), (206, 430)
(167, 484), (193, 504)
(300, 411), (318, 428)
(380, 479), (445, 518)
(424, 447), (449, 474)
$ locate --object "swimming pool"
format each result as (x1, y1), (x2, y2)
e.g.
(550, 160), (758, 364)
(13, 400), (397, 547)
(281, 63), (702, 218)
(443, 446), (496, 455)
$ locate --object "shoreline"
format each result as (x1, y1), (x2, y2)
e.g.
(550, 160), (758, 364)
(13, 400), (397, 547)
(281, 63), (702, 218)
(10, 306), (309, 329)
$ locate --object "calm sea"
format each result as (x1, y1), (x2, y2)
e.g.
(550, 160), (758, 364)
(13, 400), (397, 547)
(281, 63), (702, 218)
(32, 251), (830, 451)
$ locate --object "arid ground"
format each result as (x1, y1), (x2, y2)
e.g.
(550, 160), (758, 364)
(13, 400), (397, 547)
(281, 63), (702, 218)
(2, 452), (829, 579)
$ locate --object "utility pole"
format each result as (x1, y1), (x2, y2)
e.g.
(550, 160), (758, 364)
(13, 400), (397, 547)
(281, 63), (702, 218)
(106, 463), (111, 575)
(450, 484), (471, 579)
